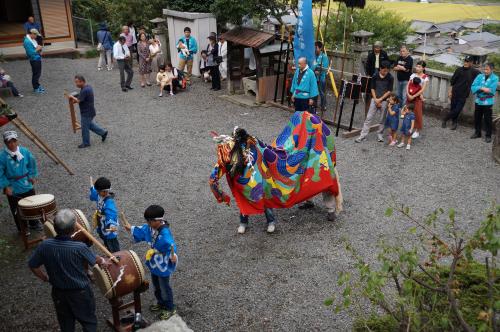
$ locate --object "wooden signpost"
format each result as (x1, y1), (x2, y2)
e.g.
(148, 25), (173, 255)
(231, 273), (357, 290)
(64, 90), (81, 133)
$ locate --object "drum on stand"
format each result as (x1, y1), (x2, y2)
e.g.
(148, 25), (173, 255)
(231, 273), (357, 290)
(43, 209), (93, 246)
(18, 194), (57, 221)
(93, 250), (146, 299)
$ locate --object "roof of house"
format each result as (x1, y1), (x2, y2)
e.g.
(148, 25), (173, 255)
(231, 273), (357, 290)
(413, 45), (440, 55)
(222, 27), (275, 49)
(462, 21), (483, 29)
(459, 32), (500, 44)
(265, 14), (297, 26)
(429, 53), (463, 67)
(436, 21), (464, 33)
(411, 20), (440, 34)
(462, 46), (494, 56)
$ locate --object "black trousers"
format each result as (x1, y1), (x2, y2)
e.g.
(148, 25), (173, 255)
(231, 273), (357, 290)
(294, 98), (316, 114)
(7, 188), (36, 231)
(210, 66), (221, 90)
(116, 59), (133, 88)
(30, 60), (42, 89)
(6, 81), (20, 96)
(474, 104), (493, 138)
(444, 97), (466, 123)
(51, 286), (97, 332)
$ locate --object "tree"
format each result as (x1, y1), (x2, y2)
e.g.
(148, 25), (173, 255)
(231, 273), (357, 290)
(483, 23), (500, 36)
(323, 4), (411, 51)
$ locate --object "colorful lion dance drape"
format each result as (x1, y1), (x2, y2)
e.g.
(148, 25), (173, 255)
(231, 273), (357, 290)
(209, 111), (343, 215)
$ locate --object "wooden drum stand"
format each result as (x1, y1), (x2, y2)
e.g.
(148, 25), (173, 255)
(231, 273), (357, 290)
(107, 282), (149, 332)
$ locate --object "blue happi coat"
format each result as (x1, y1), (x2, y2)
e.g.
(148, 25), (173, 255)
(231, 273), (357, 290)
(89, 187), (119, 240)
(177, 36), (198, 61)
(471, 73), (499, 106)
(290, 66), (319, 99)
(0, 146), (38, 195)
(313, 52), (329, 82)
(131, 223), (177, 277)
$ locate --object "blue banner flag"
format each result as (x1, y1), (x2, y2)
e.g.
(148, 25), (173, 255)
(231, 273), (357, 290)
(293, 0), (315, 68)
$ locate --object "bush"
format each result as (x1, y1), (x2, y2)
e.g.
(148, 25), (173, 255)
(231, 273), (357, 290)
(425, 60), (459, 73)
(84, 48), (99, 58)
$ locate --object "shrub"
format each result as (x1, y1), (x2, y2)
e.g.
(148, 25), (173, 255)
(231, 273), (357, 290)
(84, 48), (99, 58)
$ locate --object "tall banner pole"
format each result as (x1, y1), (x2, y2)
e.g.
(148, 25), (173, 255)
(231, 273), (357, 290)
(294, 0), (315, 68)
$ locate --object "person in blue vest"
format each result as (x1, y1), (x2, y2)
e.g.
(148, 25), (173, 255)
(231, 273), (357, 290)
(470, 62), (499, 143)
(123, 205), (178, 320)
(23, 29), (44, 93)
(0, 130), (41, 232)
(23, 16), (43, 45)
(89, 176), (120, 252)
(177, 27), (198, 83)
(290, 56), (319, 113)
(313, 41), (330, 113)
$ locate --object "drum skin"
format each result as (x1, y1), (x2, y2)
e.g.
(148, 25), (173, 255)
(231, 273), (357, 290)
(18, 194), (57, 221)
(93, 250), (145, 299)
(43, 209), (92, 246)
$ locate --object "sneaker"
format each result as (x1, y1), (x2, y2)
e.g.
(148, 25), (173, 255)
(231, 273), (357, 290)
(38, 86), (45, 92)
(354, 137), (365, 143)
(327, 212), (336, 222)
(237, 223), (247, 234)
(470, 133), (481, 139)
(16, 94), (24, 98)
(122, 88), (128, 92)
(101, 131), (108, 142)
(406, 144), (411, 150)
(450, 122), (457, 130)
(377, 134), (384, 142)
(34, 87), (44, 94)
(149, 304), (163, 312)
(170, 91), (174, 96)
(266, 223), (276, 233)
(159, 309), (177, 320)
(411, 131), (419, 139)
(485, 137), (492, 143)
(126, 86), (134, 90)
(441, 121), (447, 128)
(78, 144), (90, 149)
(397, 142), (405, 148)
(97, 67), (102, 71)
(158, 93), (163, 97)
(389, 140), (397, 146)
(107, 66), (113, 71)
(298, 201), (315, 210)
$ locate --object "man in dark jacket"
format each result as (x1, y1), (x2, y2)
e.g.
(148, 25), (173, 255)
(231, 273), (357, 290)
(365, 41), (389, 77)
(442, 56), (480, 130)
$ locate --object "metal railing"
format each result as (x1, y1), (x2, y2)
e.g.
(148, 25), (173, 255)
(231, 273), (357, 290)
(73, 16), (95, 46)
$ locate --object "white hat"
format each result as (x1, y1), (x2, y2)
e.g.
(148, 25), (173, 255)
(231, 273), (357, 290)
(3, 131), (18, 142)
(30, 28), (41, 36)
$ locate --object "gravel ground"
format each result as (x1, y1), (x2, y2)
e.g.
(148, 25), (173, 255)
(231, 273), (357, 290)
(0, 58), (499, 332)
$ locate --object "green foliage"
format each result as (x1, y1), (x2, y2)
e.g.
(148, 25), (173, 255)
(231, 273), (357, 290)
(166, 0), (213, 12)
(328, 203), (500, 332)
(483, 23), (500, 36)
(0, 53), (6, 63)
(425, 60), (459, 74)
(84, 48), (99, 58)
(323, 4), (411, 50)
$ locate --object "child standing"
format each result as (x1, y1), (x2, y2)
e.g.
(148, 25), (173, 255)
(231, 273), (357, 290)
(398, 104), (416, 150)
(89, 176), (120, 252)
(199, 50), (210, 82)
(123, 205), (178, 320)
(384, 93), (401, 146)
(156, 65), (174, 97)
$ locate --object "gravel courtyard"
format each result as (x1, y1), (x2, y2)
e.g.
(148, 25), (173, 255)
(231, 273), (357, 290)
(0, 58), (498, 332)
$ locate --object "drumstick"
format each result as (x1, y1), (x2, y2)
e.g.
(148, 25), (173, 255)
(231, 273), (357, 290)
(73, 222), (119, 263)
(90, 176), (94, 187)
(120, 212), (132, 230)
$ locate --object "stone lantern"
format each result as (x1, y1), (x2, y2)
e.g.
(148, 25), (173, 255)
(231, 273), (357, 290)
(462, 46), (492, 68)
(150, 17), (170, 63)
(352, 30), (374, 74)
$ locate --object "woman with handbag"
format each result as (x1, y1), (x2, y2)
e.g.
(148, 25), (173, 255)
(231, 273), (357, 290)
(207, 35), (221, 91)
(149, 38), (164, 77)
(137, 33), (152, 87)
(96, 22), (114, 71)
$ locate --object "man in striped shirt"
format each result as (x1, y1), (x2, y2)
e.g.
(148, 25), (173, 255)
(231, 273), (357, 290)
(29, 209), (110, 332)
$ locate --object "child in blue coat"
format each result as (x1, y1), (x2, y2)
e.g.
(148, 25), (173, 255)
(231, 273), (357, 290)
(397, 103), (415, 150)
(89, 176), (120, 252)
(124, 205), (178, 320)
(385, 93), (401, 146)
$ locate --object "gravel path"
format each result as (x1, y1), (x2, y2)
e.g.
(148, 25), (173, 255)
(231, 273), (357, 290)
(0, 58), (498, 332)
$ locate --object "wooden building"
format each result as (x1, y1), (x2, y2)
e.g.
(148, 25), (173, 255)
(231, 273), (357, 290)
(0, 0), (75, 47)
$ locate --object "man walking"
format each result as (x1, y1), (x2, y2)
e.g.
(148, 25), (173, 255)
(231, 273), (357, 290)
(442, 56), (480, 130)
(113, 36), (133, 92)
(393, 45), (413, 106)
(290, 57), (319, 113)
(355, 61), (394, 143)
(177, 27), (198, 83)
(29, 209), (110, 332)
(67, 75), (108, 148)
(23, 29), (44, 93)
(470, 63), (498, 143)
(313, 41), (330, 113)
(0, 130), (41, 232)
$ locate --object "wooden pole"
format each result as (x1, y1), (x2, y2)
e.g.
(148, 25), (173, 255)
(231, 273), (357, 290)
(322, 0), (332, 44)
(74, 221), (119, 263)
(332, 5), (354, 127)
(274, 25), (285, 102)
(281, 27), (292, 105)
(12, 119), (59, 164)
(316, 0), (324, 40)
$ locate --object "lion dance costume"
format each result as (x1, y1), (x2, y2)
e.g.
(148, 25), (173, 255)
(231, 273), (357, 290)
(209, 111), (343, 217)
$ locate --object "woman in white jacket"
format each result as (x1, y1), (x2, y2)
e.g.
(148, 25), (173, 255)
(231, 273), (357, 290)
(218, 35), (228, 80)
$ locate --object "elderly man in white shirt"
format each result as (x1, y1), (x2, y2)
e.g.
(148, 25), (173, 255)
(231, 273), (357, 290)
(113, 36), (134, 92)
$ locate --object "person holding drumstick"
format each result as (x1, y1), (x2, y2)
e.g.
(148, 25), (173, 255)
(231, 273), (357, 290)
(89, 176), (120, 252)
(122, 205), (178, 320)
(0, 130), (42, 233)
(29, 209), (111, 332)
